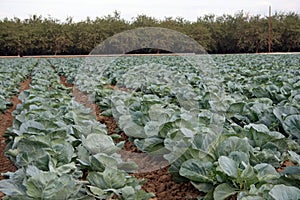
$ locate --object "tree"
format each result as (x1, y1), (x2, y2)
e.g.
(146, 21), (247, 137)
(237, 15), (268, 53)
(0, 11), (299, 55)
(132, 15), (159, 27)
(278, 12), (300, 52)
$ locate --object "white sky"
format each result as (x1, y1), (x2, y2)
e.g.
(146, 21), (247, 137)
(0, 0), (299, 22)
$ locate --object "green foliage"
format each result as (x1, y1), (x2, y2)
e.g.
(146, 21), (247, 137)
(66, 54), (299, 199)
(0, 11), (299, 55)
(1, 54), (300, 199)
(269, 185), (300, 200)
(0, 59), (34, 112)
(0, 60), (152, 199)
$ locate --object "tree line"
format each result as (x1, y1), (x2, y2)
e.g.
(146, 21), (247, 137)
(0, 11), (299, 56)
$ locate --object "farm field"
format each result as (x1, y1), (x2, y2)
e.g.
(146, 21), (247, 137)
(0, 54), (300, 199)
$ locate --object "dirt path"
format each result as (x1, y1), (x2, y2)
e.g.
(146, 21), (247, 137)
(0, 78), (31, 198)
(134, 167), (203, 200)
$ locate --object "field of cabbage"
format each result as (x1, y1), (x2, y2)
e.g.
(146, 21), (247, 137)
(0, 54), (300, 200)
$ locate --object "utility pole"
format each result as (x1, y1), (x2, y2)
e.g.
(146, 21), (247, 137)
(268, 5), (272, 53)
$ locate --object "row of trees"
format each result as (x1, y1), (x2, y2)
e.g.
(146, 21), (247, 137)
(0, 11), (299, 55)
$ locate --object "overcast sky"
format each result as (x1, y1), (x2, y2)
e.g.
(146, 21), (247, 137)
(0, 0), (299, 22)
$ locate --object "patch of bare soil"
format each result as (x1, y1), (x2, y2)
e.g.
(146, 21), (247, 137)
(60, 76), (203, 199)
(277, 160), (296, 173)
(133, 166), (203, 200)
(0, 78), (31, 198)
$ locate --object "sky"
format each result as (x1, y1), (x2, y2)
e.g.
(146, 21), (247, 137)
(0, 0), (299, 22)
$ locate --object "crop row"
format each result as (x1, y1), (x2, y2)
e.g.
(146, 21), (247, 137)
(0, 54), (299, 199)
(0, 59), (153, 199)
(0, 59), (35, 113)
(50, 54), (300, 199)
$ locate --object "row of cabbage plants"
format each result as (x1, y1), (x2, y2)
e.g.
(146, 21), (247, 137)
(0, 59), (153, 199)
(50, 54), (300, 199)
(0, 59), (35, 113)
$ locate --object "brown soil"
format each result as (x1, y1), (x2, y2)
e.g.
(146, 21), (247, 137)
(0, 78), (31, 198)
(60, 76), (74, 88)
(60, 76), (204, 199)
(277, 160), (296, 173)
(134, 167), (203, 200)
